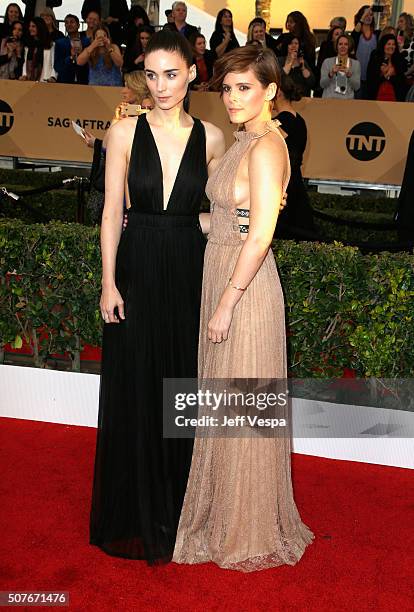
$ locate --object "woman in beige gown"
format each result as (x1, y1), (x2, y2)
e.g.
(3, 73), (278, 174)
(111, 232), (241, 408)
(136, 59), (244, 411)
(173, 46), (314, 571)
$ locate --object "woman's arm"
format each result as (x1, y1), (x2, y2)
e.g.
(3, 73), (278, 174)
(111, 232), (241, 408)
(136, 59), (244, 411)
(301, 60), (316, 87)
(198, 121), (227, 235)
(207, 134), (287, 342)
(109, 44), (123, 67)
(213, 31), (231, 58)
(77, 41), (95, 66)
(99, 120), (131, 323)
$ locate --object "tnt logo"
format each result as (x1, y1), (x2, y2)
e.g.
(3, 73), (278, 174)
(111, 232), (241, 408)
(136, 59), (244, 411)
(0, 100), (14, 136)
(346, 122), (386, 161)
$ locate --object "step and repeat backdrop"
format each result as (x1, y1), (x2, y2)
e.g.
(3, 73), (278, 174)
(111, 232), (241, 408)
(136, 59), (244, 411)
(0, 80), (412, 185)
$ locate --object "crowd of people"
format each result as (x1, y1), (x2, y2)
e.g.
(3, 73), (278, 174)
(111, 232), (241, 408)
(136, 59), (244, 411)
(1, 2), (414, 101)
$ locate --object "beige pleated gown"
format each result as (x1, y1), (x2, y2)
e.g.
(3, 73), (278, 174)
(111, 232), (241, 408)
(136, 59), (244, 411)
(173, 121), (314, 571)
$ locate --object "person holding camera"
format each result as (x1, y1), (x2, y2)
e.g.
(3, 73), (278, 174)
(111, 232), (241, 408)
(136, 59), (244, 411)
(278, 33), (315, 96)
(352, 5), (381, 98)
(367, 33), (408, 101)
(81, 0), (129, 46)
(77, 25), (123, 86)
(0, 20), (24, 79)
(275, 11), (316, 67)
(320, 34), (361, 99)
(54, 14), (90, 84)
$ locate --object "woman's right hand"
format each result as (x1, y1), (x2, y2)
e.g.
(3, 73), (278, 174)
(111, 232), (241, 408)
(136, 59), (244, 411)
(83, 129), (96, 148)
(100, 284), (125, 323)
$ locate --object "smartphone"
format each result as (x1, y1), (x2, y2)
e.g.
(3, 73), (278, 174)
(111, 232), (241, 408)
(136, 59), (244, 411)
(122, 103), (151, 117)
(71, 121), (86, 139)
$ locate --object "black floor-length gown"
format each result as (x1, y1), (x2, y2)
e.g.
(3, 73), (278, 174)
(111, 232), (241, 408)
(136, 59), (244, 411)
(90, 113), (208, 564)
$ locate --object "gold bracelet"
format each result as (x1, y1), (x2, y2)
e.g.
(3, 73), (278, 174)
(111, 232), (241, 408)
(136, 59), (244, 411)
(228, 278), (246, 292)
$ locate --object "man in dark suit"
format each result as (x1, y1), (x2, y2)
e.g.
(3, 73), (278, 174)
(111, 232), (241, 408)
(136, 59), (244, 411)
(165, 1), (199, 40)
(54, 14), (90, 84)
(22, 0), (62, 21)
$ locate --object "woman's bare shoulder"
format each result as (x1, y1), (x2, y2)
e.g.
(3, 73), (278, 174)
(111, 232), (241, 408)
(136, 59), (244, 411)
(250, 130), (287, 160)
(106, 117), (137, 148)
(108, 117), (137, 137)
(201, 120), (225, 143)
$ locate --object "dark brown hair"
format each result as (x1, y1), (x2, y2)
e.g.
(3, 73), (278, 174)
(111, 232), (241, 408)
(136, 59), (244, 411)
(145, 29), (193, 67)
(90, 26), (114, 69)
(211, 46), (280, 97)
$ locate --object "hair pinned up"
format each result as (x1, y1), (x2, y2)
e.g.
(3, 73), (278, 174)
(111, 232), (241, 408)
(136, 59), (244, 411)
(211, 45), (280, 96)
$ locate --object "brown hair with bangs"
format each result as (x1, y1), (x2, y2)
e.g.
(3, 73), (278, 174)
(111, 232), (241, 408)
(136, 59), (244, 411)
(210, 46), (281, 98)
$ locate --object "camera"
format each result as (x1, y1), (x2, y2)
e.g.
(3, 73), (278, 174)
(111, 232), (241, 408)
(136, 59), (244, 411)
(297, 48), (304, 58)
(6, 36), (16, 43)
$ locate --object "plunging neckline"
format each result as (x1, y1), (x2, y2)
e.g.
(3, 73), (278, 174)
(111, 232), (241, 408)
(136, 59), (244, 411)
(144, 114), (196, 212)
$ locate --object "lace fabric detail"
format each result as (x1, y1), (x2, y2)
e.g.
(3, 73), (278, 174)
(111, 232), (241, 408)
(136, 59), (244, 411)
(173, 122), (313, 572)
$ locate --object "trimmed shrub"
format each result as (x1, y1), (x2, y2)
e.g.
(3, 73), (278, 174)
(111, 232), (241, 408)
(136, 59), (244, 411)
(1, 219), (413, 376)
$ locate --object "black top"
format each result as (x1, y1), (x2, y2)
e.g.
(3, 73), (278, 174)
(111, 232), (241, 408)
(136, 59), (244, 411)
(278, 57), (316, 96)
(22, 0), (62, 21)
(163, 22), (199, 40)
(366, 50), (408, 101)
(275, 110), (314, 234)
(275, 32), (316, 68)
(128, 114), (208, 216)
(209, 30), (239, 55)
(276, 111), (307, 172)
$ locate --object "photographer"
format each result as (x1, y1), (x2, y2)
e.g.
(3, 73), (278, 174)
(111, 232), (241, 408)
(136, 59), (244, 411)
(367, 33), (408, 101)
(54, 14), (90, 84)
(352, 5), (381, 98)
(0, 20), (24, 79)
(77, 25), (123, 86)
(279, 33), (315, 96)
(320, 35), (361, 98)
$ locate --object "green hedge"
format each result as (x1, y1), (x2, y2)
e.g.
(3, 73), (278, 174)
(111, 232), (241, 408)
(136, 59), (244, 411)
(0, 170), (399, 245)
(308, 192), (397, 214)
(1, 219), (413, 376)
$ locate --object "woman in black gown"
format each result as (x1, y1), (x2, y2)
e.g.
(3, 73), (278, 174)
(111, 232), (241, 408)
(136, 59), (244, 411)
(274, 74), (314, 239)
(90, 30), (225, 564)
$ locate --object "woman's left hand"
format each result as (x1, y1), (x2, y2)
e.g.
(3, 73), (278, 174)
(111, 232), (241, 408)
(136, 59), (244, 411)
(208, 304), (233, 343)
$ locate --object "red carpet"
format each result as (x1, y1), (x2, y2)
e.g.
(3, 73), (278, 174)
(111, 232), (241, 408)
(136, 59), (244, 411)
(0, 417), (413, 612)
